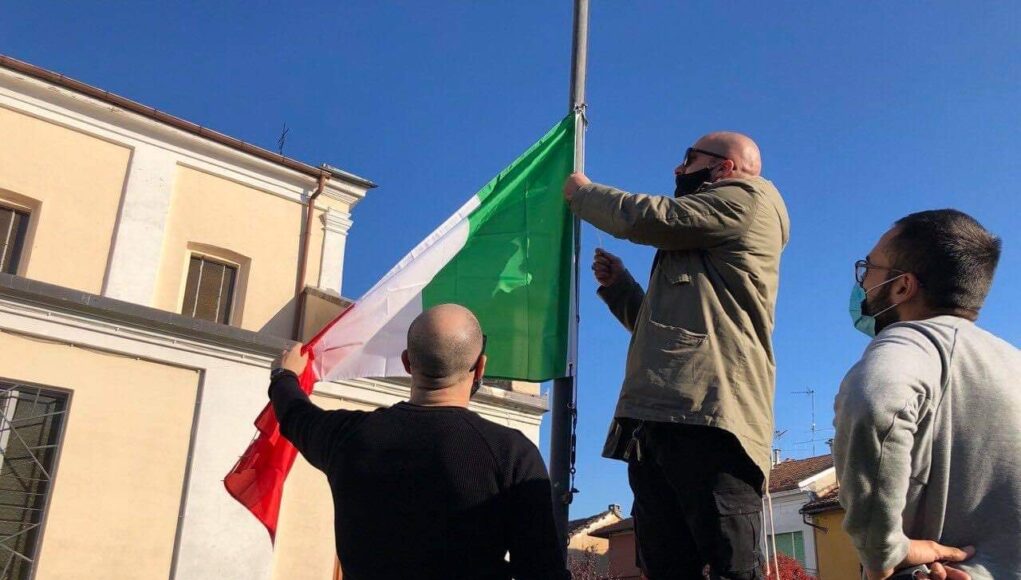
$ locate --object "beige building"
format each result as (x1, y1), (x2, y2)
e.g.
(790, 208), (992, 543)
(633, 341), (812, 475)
(801, 486), (862, 580)
(589, 517), (640, 580)
(566, 504), (624, 578)
(0, 55), (548, 579)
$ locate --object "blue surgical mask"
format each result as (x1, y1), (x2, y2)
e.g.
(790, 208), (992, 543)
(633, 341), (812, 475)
(848, 275), (904, 337)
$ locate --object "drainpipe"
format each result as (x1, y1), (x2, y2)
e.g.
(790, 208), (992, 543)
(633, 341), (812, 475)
(293, 169), (329, 340)
(800, 509), (828, 533)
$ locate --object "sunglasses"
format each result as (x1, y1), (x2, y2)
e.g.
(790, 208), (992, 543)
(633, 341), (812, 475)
(681, 147), (730, 168)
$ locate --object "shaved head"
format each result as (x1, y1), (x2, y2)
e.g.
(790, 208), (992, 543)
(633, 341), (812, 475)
(694, 131), (762, 177)
(406, 304), (484, 389)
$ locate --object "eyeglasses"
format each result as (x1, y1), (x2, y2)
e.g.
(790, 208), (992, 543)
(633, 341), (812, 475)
(854, 259), (905, 286)
(681, 147), (730, 168)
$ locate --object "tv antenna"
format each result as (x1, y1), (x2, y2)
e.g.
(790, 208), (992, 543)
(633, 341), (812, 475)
(793, 388), (818, 455)
(277, 123), (290, 155)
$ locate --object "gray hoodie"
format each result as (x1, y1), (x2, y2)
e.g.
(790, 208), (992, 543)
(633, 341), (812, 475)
(834, 316), (1020, 579)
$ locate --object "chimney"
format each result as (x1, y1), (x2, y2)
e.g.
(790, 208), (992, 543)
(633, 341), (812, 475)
(772, 449), (782, 466)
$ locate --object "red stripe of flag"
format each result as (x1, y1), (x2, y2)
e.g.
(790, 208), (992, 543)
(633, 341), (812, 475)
(223, 305), (353, 541)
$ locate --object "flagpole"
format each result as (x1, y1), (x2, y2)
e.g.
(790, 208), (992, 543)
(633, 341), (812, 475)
(550, 0), (588, 545)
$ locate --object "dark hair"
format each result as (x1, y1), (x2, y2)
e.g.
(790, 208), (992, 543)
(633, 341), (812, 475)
(889, 209), (1002, 312)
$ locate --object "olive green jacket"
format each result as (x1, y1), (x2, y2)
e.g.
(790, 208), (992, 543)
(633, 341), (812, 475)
(570, 177), (790, 480)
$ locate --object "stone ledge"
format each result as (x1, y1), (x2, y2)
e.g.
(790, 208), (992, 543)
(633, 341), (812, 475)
(0, 273), (289, 356)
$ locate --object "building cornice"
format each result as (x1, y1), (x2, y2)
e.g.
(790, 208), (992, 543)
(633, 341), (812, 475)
(322, 208), (354, 234)
(0, 274), (546, 418)
(314, 377), (548, 423)
(0, 273), (288, 361)
(0, 54), (376, 191)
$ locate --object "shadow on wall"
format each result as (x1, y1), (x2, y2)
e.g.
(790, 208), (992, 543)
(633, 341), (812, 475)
(257, 180), (321, 340)
(259, 295), (298, 340)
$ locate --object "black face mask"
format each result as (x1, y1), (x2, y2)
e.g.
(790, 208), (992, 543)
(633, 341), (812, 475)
(674, 166), (716, 197)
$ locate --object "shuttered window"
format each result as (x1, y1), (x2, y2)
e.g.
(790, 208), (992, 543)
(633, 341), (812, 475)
(0, 206), (29, 275)
(181, 255), (237, 324)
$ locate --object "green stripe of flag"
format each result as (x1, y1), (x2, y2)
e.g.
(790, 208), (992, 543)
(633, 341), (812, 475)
(422, 115), (575, 381)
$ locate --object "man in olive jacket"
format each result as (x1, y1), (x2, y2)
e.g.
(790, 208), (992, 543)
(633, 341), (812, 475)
(563, 132), (789, 579)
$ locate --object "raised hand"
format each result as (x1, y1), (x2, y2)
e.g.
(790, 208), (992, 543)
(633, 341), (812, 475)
(279, 342), (309, 376)
(592, 248), (625, 287)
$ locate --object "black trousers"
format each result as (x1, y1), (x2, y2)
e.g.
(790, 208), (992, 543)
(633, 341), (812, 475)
(626, 421), (764, 580)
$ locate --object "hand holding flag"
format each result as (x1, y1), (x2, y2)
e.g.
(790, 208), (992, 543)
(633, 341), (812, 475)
(225, 115), (578, 541)
(562, 171), (590, 201)
(279, 343), (308, 376)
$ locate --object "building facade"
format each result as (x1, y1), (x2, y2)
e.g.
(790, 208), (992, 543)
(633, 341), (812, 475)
(588, 455), (844, 579)
(764, 454), (837, 575)
(802, 487), (862, 580)
(567, 505), (625, 578)
(0, 55), (548, 580)
(589, 517), (641, 580)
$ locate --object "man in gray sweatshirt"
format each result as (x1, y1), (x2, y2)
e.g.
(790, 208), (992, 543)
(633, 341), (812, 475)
(834, 209), (1019, 580)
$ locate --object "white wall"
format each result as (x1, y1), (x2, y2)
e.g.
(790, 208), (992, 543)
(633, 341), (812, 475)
(0, 291), (548, 579)
(768, 490), (819, 574)
(0, 293), (280, 579)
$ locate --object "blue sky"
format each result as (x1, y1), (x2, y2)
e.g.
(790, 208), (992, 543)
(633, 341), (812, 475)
(5, 1), (1018, 519)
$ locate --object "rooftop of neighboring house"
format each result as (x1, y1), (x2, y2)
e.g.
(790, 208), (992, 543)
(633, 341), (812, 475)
(590, 516), (635, 539)
(590, 455), (840, 539)
(768, 453), (834, 493)
(801, 486), (842, 514)
(568, 504), (625, 538)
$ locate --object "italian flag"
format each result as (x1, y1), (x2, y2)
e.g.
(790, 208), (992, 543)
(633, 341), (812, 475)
(226, 114), (577, 539)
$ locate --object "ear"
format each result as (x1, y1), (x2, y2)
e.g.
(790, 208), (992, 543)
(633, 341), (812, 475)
(716, 159), (736, 179)
(401, 350), (411, 374)
(473, 354), (487, 383)
(891, 273), (921, 305)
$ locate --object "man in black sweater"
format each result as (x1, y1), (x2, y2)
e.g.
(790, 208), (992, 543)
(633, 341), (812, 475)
(270, 304), (570, 580)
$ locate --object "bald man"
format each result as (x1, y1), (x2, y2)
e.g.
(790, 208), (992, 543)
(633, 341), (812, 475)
(563, 132), (790, 579)
(270, 304), (569, 580)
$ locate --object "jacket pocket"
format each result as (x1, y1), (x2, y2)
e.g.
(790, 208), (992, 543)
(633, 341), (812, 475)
(648, 253), (705, 333)
(628, 319), (708, 390)
(658, 252), (692, 285)
(645, 318), (707, 348)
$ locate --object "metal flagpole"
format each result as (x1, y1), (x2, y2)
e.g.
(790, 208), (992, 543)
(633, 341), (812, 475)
(550, 0), (588, 545)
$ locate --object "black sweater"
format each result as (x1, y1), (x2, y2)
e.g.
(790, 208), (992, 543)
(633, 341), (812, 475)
(270, 371), (570, 580)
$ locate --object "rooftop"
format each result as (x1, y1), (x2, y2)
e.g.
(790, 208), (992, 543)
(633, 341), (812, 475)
(0, 54), (376, 190)
(590, 517), (634, 539)
(768, 454), (833, 493)
(567, 504), (623, 537)
(802, 487), (842, 514)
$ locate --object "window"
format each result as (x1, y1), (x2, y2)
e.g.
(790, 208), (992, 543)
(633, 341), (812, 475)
(768, 530), (806, 567)
(0, 206), (29, 275)
(0, 381), (69, 579)
(182, 255), (237, 324)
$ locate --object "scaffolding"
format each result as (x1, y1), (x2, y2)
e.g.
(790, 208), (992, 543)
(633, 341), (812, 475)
(0, 382), (68, 580)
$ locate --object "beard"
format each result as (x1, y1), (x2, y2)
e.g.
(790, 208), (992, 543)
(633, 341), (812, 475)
(864, 281), (901, 334)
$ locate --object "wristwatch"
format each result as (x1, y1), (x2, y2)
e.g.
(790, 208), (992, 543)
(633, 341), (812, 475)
(889, 565), (931, 580)
(270, 367), (292, 382)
